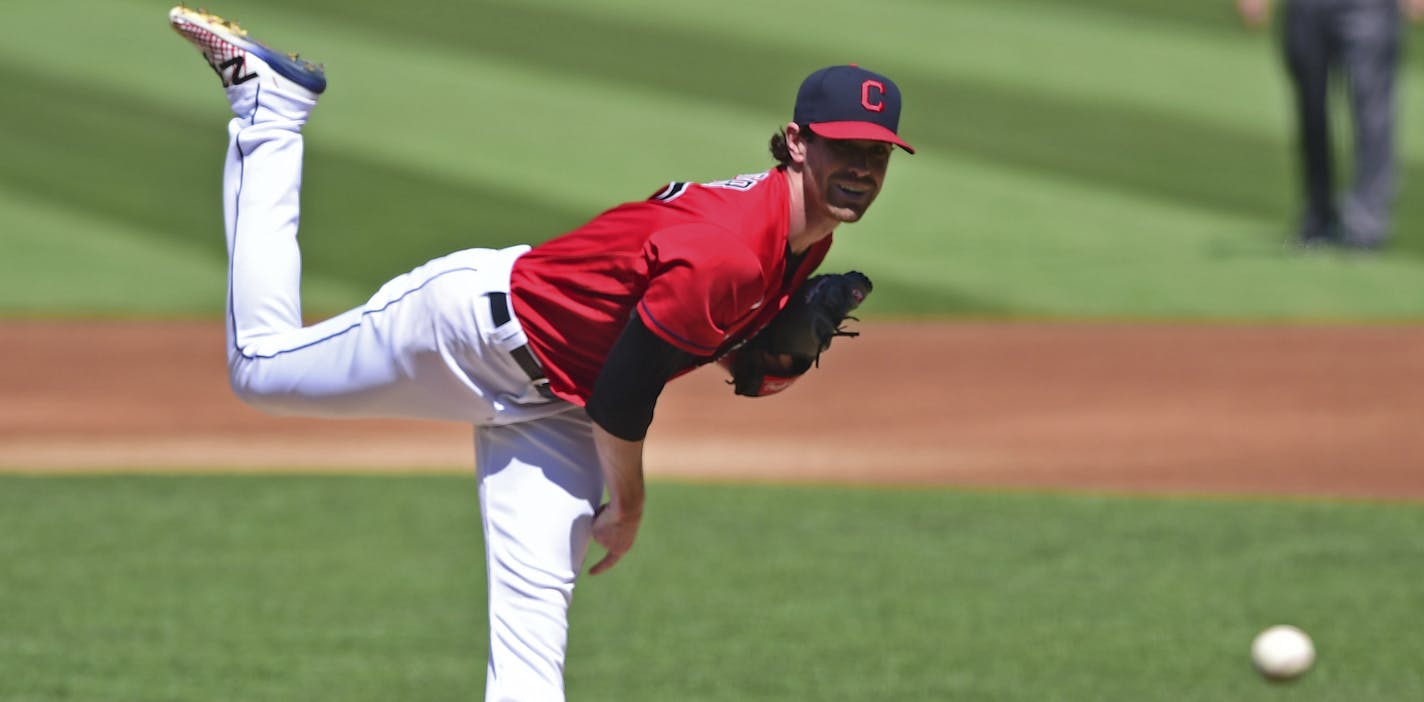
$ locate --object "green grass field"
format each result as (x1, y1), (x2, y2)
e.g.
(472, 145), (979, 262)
(2, 476), (1422, 701)
(3, 0), (1424, 319)
(5, 2), (1424, 700)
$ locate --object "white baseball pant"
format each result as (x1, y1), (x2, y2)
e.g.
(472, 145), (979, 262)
(220, 81), (600, 702)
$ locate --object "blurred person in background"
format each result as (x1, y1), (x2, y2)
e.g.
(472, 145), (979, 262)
(1238, 0), (1424, 249)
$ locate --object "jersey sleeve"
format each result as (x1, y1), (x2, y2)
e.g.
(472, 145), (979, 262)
(585, 315), (694, 441)
(637, 224), (765, 356)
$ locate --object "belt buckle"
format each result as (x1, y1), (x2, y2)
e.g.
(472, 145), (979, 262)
(531, 378), (557, 401)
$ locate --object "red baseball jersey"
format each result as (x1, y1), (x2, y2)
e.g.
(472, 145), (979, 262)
(510, 167), (831, 405)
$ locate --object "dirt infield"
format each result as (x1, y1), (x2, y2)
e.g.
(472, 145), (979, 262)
(3, 320), (1422, 499)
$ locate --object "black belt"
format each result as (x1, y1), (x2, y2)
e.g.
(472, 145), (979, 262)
(488, 292), (556, 400)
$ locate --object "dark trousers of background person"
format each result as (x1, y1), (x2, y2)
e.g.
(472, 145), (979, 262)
(1283, 0), (1402, 247)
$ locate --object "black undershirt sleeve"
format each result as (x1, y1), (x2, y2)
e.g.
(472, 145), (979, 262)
(585, 314), (700, 442)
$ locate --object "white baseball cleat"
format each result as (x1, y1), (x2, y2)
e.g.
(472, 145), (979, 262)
(168, 5), (327, 97)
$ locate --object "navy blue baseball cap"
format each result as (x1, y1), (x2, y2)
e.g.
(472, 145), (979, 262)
(794, 65), (914, 154)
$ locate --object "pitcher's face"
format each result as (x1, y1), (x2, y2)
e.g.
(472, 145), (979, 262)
(801, 135), (892, 223)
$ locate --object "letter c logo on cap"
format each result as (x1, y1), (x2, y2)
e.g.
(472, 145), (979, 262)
(861, 80), (885, 113)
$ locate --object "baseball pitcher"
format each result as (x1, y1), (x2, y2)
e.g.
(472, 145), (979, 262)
(169, 6), (912, 700)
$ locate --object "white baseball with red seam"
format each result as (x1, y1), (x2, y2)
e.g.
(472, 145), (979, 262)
(1251, 625), (1315, 680)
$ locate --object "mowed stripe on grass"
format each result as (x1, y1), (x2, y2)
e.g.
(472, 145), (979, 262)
(2, 0), (1424, 318)
(1, 476), (1421, 701)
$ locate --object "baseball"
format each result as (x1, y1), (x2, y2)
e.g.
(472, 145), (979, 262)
(1251, 625), (1315, 680)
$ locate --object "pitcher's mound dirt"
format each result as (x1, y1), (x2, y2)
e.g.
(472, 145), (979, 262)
(4, 321), (1421, 499)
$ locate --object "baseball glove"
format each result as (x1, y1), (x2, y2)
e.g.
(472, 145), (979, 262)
(720, 271), (873, 397)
